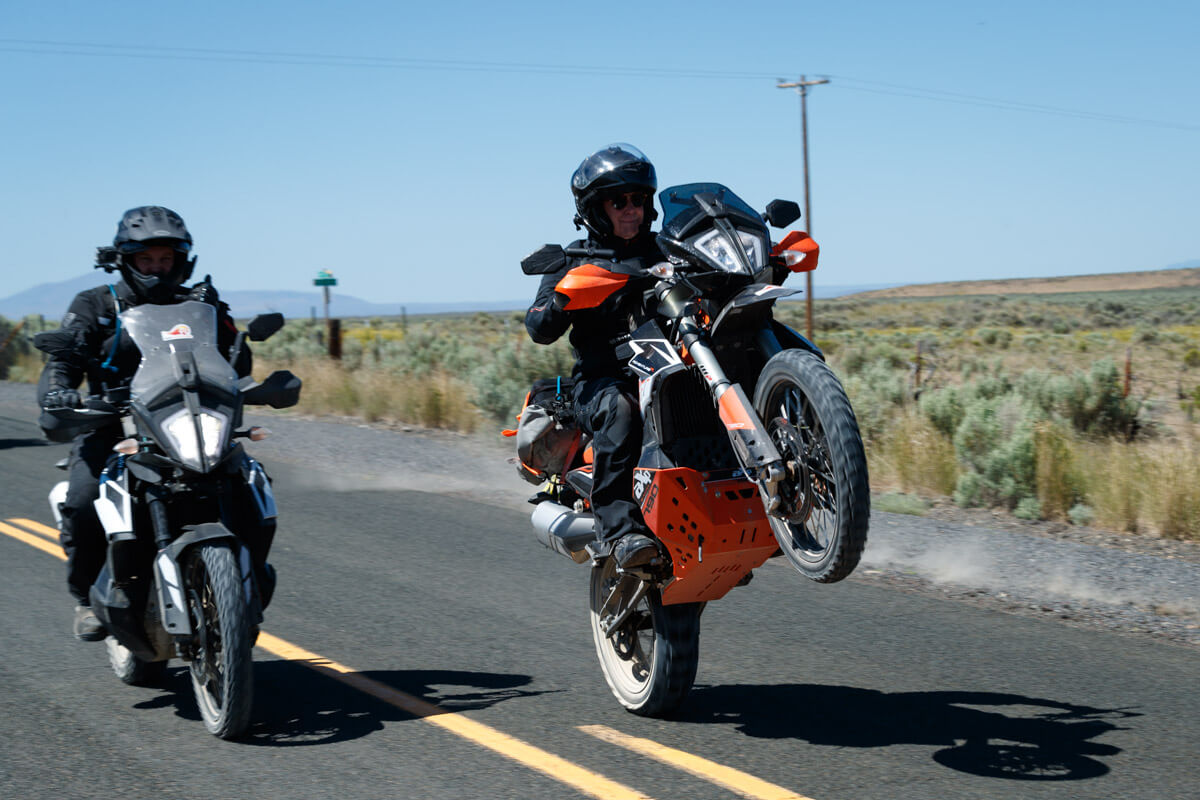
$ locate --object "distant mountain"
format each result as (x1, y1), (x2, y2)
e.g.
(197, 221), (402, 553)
(0, 273), (894, 321)
(0, 274), (529, 320)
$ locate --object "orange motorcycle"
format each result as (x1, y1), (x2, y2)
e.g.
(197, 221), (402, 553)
(512, 183), (869, 716)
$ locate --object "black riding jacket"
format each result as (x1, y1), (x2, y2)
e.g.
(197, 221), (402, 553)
(525, 233), (660, 379)
(37, 278), (250, 406)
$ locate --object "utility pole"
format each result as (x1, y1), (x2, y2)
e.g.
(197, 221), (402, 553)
(777, 75), (829, 340)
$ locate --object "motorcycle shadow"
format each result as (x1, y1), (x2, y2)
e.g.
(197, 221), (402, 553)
(677, 683), (1139, 781)
(0, 437), (51, 450)
(135, 662), (551, 746)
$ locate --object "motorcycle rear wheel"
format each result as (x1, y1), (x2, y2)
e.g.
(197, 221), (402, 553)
(589, 558), (700, 717)
(185, 543), (254, 739)
(106, 637), (167, 686)
(753, 349), (870, 583)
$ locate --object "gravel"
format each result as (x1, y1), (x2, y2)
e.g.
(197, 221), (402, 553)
(5, 379), (1197, 648)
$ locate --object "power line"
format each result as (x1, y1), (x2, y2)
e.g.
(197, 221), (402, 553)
(1, 39), (1196, 131)
(824, 73), (1199, 131)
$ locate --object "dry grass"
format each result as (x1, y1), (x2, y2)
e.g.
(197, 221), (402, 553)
(262, 357), (481, 433)
(870, 409), (958, 497)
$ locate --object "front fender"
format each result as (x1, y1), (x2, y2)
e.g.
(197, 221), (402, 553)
(156, 523), (260, 635)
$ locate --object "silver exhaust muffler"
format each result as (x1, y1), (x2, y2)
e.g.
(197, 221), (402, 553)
(531, 501), (594, 564)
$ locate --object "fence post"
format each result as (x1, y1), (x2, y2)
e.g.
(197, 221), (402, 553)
(1123, 347), (1132, 398)
(328, 318), (342, 360)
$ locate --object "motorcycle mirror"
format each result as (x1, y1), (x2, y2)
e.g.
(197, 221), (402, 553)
(521, 244), (568, 275)
(246, 313), (285, 342)
(763, 199), (802, 228)
(243, 369), (302, 409)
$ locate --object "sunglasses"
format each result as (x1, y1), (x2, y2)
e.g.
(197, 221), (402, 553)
(606, 192), (648, 210)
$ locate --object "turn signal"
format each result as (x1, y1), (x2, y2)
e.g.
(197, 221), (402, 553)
(248, 426), (271, 442)
(113, 438), (139, 455)
(649, 262), (675, 279)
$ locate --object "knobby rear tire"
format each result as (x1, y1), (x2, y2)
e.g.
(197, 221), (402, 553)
(589, 559), (701, 717)
(106, 637), (168, 686)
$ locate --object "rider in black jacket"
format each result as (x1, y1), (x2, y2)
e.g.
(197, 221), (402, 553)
(38, 206), (254, 641)
(525, 144), (662, 569)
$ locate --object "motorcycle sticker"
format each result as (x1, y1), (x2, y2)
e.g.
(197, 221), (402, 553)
(633, 468), (653, 501)
(161, 324), (194, 341)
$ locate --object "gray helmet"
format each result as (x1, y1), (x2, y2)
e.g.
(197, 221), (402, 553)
(570, 143), (658, 240)
(113, 206), (195, 302)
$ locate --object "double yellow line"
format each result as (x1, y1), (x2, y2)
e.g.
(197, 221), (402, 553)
(2, 516), (814, 800)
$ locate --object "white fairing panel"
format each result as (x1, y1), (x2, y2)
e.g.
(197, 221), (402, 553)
(154, 551), (191, 635)
(95, 471), (134, 541)
(246, 458), (277, 520)
(48, 481), (68, 528)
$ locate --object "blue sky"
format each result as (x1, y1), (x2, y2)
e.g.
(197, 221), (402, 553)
(2, 1), (1196, 307)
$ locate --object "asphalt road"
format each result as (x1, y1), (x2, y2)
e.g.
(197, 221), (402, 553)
(1, 406), (1198, 800)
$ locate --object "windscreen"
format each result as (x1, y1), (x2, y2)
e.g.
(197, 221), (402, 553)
(658, 183), (765, 239)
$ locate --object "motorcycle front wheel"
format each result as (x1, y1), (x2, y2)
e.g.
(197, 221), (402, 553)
(588, 558), (700, 717)
(753, 349), (870, 583)
(106, 637), (167, 686)
(185, 543), (254, 739)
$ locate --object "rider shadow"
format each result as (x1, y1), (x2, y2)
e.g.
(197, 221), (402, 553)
(678, 683), (1139, 781)
(134, 662), (550, 746)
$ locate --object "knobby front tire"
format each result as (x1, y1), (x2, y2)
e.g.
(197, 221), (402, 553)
(753, 349), (870, 583)
(186, 543), (254, 739)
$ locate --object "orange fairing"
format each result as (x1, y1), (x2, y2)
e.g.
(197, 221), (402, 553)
(772, 231), (819, 273)
(555, 264), (629, 311)
(639, 467), (778, 605)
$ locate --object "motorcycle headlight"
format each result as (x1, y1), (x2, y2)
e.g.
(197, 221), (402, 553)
(163, 409), (229, 468)
(692, 228), (766, 275)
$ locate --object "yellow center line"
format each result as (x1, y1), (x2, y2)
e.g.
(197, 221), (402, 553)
(257, 633), (652, 800)
(7, 517), (61, 543)
(580, 724), (816, 800)
(1, 520), (66, 560)
(0, 519), (653, 800)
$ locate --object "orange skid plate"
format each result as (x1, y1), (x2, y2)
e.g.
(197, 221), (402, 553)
(638, 467), (777, 604)
(555, 264), (629, 311)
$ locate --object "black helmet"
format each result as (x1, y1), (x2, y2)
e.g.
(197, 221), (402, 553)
(113, 206), (196, 302)
(570, 143), (658, 240)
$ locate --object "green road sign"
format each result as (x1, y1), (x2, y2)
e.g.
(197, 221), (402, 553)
(314, 269), (337, 287)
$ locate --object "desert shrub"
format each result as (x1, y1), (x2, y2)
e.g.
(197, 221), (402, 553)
(1068, 503), (1096, 526)
(1184, 348), (1200, 369)
(951, 393), (1039, 508)
(469, 338), (575, 423)
(1014, 496), (1042, 520)
(1018, 360), (1141, 438)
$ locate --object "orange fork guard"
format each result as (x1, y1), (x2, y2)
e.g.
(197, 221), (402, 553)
(555, 264), (629, 311)
(772, 230), (819, 273)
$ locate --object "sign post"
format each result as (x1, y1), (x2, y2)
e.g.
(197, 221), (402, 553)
(313, 270), (340, 360)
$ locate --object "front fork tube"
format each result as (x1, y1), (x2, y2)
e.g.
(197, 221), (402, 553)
(678, 317), (787, 512)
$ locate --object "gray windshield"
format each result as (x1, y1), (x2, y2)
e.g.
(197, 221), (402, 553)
(122, 301), (238, 408)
